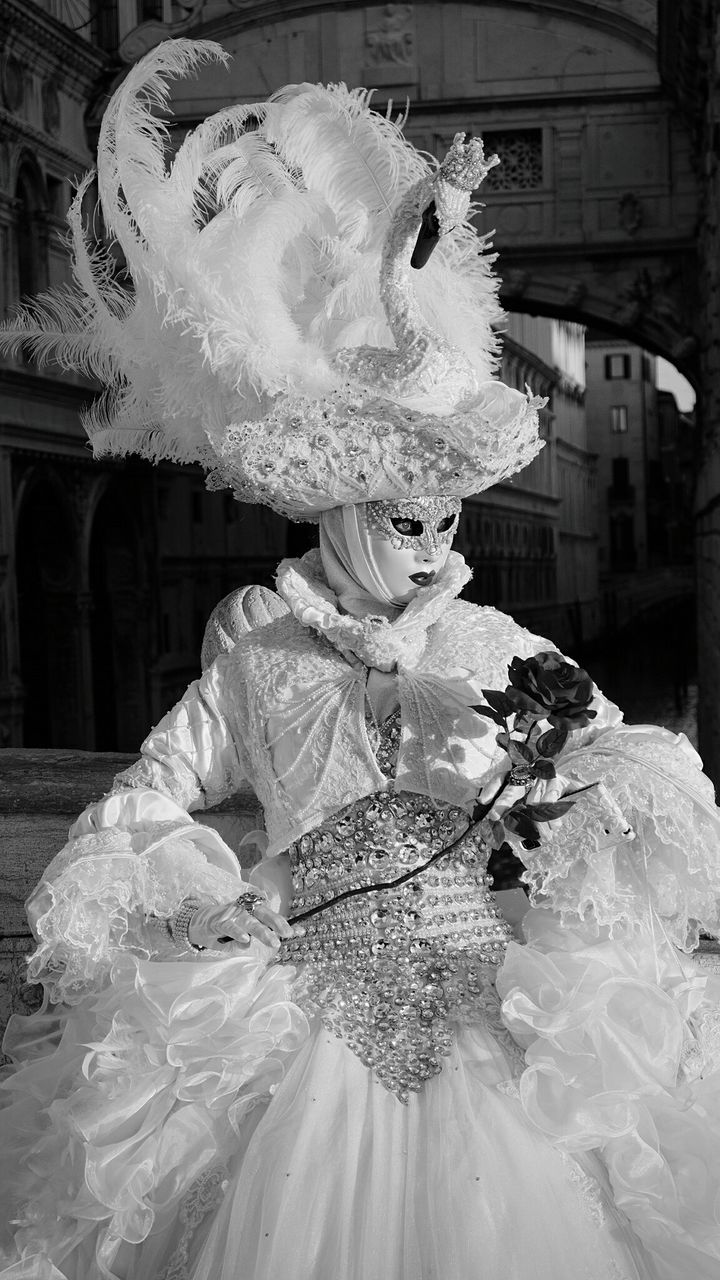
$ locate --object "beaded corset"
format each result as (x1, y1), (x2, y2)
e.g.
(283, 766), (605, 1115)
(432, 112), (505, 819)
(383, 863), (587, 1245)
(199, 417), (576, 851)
(280, 712), (517, 1101)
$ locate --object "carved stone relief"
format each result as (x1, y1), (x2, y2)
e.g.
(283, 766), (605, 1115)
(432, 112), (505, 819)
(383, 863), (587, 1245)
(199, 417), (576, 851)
(618, 191), (643, 235)
(363, 5), (417, 85)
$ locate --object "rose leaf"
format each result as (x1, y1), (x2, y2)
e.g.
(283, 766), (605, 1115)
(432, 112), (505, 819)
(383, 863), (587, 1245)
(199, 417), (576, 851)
(532, 758), (556, 780)
(536, 724), (569, 756)
(481, 689), (517, 718)
(471, 703), (506, 727)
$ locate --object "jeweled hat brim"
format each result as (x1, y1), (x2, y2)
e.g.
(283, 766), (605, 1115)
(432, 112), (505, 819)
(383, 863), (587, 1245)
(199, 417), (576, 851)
(206, 380), (544, 521)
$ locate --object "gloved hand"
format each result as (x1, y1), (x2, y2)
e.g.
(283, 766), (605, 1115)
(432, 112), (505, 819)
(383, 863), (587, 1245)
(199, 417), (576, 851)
(187, 894), (295, 950)
(478, 769), (572, 821)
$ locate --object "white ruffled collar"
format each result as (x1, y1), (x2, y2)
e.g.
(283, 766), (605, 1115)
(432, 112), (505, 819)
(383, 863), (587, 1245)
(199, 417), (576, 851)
(275, 548), (472, 671)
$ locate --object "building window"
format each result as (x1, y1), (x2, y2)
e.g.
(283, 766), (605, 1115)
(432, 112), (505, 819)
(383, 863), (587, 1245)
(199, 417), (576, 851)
(480, 129), (544, 191)
(610, 405), (628, 433)
(605, 353), (630, 380)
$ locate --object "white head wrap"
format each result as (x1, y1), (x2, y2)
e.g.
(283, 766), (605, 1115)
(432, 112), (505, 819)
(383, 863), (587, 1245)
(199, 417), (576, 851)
(319, 505), (405, 619)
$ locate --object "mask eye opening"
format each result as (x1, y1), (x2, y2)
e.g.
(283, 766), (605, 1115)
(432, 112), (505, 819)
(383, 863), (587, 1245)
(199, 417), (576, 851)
(390, 517), (424, 538)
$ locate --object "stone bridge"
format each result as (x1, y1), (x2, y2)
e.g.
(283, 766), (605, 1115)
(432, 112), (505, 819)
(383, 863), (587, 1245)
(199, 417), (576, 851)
(109, 0), (699, 380)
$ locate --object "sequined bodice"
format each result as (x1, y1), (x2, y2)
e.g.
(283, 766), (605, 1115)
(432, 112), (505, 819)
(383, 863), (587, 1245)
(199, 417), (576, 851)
(281, 712), (517, 1101)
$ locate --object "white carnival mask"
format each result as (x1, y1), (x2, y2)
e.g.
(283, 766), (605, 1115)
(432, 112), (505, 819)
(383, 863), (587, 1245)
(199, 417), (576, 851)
(365, 497), (461, 603)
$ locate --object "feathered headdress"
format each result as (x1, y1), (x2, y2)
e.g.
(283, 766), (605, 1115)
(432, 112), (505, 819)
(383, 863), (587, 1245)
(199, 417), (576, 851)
(0, 39), (544, 520)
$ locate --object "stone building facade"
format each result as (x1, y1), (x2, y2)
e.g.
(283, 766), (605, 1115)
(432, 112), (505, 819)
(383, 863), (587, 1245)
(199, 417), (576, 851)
(0, 0), (716, 768)
(662, 0), (720, 787)
(0, 0), (298, 750)
(462, 315), (598, 653)
(585, 336), (660, 577)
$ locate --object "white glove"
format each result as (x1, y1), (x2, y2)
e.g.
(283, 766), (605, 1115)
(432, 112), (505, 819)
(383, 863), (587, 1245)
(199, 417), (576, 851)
(187, 896), (295, 951)
(478, 770), (572, 821)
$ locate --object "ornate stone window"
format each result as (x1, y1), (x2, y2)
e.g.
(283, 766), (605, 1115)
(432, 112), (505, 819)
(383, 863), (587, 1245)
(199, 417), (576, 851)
(482, 130), (543, 192)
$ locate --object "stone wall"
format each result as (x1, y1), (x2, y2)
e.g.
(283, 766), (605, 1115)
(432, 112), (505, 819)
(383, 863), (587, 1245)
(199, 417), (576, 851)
(0, 749), (262, 1039)
(665, 0), (720, 789)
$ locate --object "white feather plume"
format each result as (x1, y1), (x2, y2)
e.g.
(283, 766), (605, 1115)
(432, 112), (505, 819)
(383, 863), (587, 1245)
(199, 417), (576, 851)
(0, 37), (505, 472)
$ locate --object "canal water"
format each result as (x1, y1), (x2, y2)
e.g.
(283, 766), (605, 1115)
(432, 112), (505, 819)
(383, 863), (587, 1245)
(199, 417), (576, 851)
(580, 602), (698, 749)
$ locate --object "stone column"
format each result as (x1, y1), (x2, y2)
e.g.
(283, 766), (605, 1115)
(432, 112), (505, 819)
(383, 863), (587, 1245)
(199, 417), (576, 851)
(694, 1), (720, 789)
(76, 590), (96, 750)
(0, 447), (22, 745)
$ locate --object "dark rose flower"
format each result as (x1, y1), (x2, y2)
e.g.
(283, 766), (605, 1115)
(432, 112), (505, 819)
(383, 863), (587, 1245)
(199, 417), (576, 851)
(505, 651), (597, 726)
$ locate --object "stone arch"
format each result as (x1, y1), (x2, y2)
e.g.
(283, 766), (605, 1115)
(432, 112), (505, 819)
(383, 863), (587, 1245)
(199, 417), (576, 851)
(13, 151), (49, 303)
(88, 476), (151, 750)
(14, 467), (83, 747)
(498, 277), (699, 390)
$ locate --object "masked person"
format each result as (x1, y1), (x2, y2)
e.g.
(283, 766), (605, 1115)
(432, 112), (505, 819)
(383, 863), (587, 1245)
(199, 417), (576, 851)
(2, 39), (720, 1280)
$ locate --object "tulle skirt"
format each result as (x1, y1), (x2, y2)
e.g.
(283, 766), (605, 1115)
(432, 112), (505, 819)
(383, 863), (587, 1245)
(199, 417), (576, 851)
(4, 909), (720, 1280)
(179, 1024), (653, 1280)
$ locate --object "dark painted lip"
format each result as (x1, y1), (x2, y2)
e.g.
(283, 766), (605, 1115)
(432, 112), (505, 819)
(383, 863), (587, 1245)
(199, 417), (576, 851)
(409, 570), (436, 586)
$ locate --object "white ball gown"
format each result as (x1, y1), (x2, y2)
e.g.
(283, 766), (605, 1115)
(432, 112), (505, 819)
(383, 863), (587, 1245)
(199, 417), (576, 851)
(2, 551), (720, 1280)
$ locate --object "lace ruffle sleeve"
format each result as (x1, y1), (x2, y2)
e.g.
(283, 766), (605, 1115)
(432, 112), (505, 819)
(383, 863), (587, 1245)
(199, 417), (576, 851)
(521, 723), (720, 950)
(26, 659), (253, 1003)
(26, 824), (248, 1004)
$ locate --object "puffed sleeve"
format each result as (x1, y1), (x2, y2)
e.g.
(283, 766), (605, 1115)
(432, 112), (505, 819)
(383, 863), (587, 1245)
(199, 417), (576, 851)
(70, 658), (249, 840)
(25, 659), (256, 1003)
(520, 719), (720, 951)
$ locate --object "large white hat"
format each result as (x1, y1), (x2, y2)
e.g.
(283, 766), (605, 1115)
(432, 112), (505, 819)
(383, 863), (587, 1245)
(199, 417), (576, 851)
(1, 40), (544, 521)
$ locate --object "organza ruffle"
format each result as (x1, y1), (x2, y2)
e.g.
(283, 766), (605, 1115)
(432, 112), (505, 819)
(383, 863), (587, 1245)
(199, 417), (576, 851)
(522, 724), (720, 950)
(0, 946), (308, 1278)
(2, 1011), (656, 1280)
(498, 906), (720, 1280)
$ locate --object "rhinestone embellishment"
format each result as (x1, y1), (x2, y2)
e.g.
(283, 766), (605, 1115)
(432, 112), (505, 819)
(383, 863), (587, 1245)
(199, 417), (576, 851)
(281, 780), (514, 1102)
(365, 496), (461, 554)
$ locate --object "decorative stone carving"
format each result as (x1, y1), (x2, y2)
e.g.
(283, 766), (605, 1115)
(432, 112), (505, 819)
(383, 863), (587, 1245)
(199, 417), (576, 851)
(363, 4), (417, 85)
(618, 192), (643, 235)
(503, 268), (530, 299)
(365, 4), (414, 65)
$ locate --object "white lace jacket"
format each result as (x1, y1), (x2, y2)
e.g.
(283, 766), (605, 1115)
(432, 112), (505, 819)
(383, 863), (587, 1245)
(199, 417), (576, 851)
(25, 550), (720, 1002)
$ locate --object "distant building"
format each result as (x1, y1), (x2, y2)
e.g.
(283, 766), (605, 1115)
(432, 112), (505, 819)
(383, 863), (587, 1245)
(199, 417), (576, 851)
(461, 315), (599, 652)
(585, 334), (695, 574)
(585, 336), (659, 575)
(656, 390), (695, 567)
(584, 332), (695, 642)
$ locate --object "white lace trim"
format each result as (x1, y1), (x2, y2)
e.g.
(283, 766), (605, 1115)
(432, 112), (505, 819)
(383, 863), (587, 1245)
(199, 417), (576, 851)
(524, 725), (720, 949)
(26, 826), (246, 1003)
(275, 548), (472, 671)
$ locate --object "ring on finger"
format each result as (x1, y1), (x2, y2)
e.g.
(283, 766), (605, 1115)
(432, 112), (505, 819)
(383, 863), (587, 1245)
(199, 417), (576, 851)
(234, 890), (263, 915)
